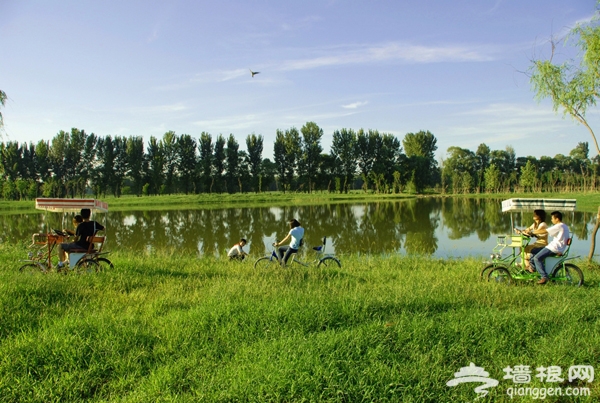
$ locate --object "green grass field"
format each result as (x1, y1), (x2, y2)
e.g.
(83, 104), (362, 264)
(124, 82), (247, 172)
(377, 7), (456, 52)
(1, 241), (599, 402)
(4, 190), (600, 213)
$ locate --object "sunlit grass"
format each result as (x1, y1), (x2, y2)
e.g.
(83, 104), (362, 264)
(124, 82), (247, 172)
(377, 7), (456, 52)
(1, 241), (599, 402)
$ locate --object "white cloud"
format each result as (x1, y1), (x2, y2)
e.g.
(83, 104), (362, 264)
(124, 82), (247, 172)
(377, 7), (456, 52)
(342, 101), (368, 109)
(278, 42), (496, 72)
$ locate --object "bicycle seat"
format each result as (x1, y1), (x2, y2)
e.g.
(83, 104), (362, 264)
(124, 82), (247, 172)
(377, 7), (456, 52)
(313, 246), (322, 252)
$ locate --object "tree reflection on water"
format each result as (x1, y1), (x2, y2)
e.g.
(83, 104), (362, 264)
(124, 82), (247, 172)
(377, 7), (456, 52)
(4, 198), (596, 258)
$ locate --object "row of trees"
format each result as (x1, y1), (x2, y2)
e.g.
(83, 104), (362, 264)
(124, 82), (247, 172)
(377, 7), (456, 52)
(0, 121), (598, 200)
(441, 142), (599, 194)
(0, 123), (442, 199)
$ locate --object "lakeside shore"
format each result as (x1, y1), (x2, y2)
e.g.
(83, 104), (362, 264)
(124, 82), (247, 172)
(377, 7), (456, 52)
(1, 191), (600, 213)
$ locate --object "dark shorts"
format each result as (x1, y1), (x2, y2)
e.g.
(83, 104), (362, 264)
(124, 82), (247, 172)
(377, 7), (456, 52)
(61, 242), (85, 252)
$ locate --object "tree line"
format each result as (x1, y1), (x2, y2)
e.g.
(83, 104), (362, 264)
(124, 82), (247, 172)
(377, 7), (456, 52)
(0, 122), (597, 200)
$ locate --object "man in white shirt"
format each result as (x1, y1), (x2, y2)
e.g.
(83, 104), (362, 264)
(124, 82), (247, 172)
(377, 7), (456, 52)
(227, 239), (248, 260)
(529, 211), (570, 285)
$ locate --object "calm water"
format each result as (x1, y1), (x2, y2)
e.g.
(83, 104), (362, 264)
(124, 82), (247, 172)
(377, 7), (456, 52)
(4, 198), (598, 260)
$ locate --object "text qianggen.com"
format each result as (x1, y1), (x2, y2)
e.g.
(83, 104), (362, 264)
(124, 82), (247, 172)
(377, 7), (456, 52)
(506, 386), (591, 399)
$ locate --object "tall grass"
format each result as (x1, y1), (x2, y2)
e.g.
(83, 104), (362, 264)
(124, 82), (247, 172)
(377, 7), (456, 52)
(0, 242), (599, 402)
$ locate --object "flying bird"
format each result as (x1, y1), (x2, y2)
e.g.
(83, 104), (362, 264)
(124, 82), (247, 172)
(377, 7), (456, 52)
(250, 69), (260, 77)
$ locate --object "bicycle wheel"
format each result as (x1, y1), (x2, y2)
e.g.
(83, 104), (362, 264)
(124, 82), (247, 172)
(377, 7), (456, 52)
(75, 259), (100, 274)
(254, 256), (278, 269)
(488, 267), (512, 285)
(480, 263), (495, 280)
(96, 257), (114, 271)
(19, 262), (47, 274)
(551, 263), (584, 287)
(317, 256), (341, 268)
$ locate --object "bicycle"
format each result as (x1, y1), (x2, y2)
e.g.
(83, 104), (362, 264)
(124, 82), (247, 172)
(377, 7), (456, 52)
(482, 198), (583, 287)
(254, 237), (341, 269)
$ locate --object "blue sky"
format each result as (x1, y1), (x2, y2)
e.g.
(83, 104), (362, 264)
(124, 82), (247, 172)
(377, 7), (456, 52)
(1, 0), (598, 161)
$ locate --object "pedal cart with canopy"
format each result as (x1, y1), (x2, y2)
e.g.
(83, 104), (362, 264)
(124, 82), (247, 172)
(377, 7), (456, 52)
(482, 198), (583, 286)
(19, 198), (113, 274)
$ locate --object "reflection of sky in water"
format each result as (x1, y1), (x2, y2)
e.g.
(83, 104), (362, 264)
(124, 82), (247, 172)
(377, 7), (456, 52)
(437, 233), (496, 259)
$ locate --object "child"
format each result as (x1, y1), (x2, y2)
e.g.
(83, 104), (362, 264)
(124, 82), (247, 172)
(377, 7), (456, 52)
(227, 238), (248, 260)
(64, 214), (83, 236)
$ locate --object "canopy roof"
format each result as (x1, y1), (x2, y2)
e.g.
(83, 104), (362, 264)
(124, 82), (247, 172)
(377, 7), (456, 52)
(501, 198), (576, 213)
(35, 198), (108, 213)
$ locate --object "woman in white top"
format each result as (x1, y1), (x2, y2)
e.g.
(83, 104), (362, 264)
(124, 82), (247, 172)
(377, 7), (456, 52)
(275, 219), (304, 267)
(514, 209), (548, 272)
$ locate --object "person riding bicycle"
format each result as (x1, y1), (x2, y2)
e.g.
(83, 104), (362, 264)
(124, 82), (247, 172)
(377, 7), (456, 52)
(275, 218), (304, 267)
(529, 211), (570, 285)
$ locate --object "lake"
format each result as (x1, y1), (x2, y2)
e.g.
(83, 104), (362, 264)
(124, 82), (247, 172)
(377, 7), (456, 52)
(4, 198), (598, 260)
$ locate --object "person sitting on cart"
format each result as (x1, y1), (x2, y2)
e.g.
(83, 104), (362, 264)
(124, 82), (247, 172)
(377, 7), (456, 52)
(529, 211), (570, 285)
(227, 238), (248, 261)
(514, 209), (548, 273)
(64, 214), (83, 236)
(57, 208), (105, 268)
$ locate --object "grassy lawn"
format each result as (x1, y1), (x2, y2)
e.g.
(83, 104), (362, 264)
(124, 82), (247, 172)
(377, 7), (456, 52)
(1, 242), (599, 402)
(3, 191), (600, 213)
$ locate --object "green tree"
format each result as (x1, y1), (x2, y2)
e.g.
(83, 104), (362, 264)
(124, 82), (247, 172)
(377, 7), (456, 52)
(373, 132), (402, 191)
(146, 136), (165, 195)
(356, 129), (376, 190)
(34, 140), (51, 183)
(77, 133), (98, 197)
(519, 160), (538, 192)
(198, 132), (214, 193)
(126, 136), (145, 196)
(49, 128), (87, 197)
(273, 127), (301, 192)
(177, 134), (197, 194)
(95, 136), (112, 196)
(402, 130), (438, 193)
(112, 136), (128, 197)
(484, 163), (501, 193)
(443, 146), (477, 193)
(261, 158), (277, 191)
(245, 133), (263, 192)
(0, 141), (22, 182)
(489, 147), (516, 190)
(162, 131), (179, 194)
(273, 130), (287, 192)
(213, 135), (226, 193)
(475, 143), (490, 192)
(317, 153), (337, 192)
(299, 121), (323, 193)
(225, 134), (239, 193)
(530, 7), (600, 155)
(331, 128), (357, 193)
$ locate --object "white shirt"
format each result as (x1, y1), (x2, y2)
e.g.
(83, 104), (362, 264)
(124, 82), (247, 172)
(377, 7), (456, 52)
(227, 244), (245, 257)
(289, 226), (305, 250)
(546, 222), (570, 254)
